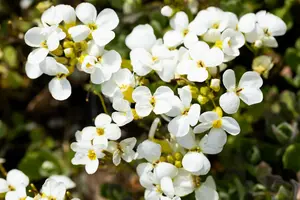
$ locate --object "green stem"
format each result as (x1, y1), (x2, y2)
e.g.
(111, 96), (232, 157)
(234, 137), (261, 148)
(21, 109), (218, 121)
(97, 92), (108, 114)
(0, 164), (7, 177)
(245, 42), (256, 54)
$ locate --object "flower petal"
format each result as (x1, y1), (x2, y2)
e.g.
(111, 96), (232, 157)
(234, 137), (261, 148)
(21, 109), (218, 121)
(219, 92), (240, 114)
(95, 113), (112, 127)
(68, 25), (90, 42)
(92, 29), (115, 46)
(96, 8), (119, 30)
(75, 2), (97, 24)
(132, 86), (152, 102)
(48, 77), (71, 101)
(25, 61), (43, 79)
(221, 117), (240, 135)
(24, 27), (45, 47)
(28, 48), (49, 64)
(222, 69), (236, 91)
(239, 88), (263, 105)
(182, 152), (204, 173)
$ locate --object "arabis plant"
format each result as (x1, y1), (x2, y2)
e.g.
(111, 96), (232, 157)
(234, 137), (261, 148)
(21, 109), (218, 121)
(21, 2), (288, 200)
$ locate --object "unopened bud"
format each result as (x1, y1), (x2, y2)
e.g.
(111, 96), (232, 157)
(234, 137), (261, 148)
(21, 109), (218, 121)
(254, 40), (263, 48)
(161, 6), (173, 17)
(252, 55), (274, 78)
(197, 95), (209, 105)
(174, 152), (183, 161)
(213, 106), (223, 117)
(200, 86), (210, 96)
(167, 155), (174, 164)
(189, 86), (199, 99)
(64, 48), (75, 58)
(174, 161), (182, 168)
(210, 78), (220, 92)
(55, 57), (68, 65)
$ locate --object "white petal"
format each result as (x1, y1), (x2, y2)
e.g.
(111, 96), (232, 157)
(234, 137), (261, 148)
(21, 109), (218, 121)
(28, 48), (49, 64)
(136, 140), (161, 162)
(238, 13), (256, 33)
(7, 169), (29, 188)
(40, 57), (69, 76)
(49, 77), (71, 101)
(207, 128), (227, 147)
(41, 6), (62, 26)
(68, 25), (90, 42)
(153, 100), (172, 115)
(239, 88), (263, 105)
(81, 126), (96, 140)
(137, 163), (153, 176)
(193, 122), (212, 133)
(262, 36), (278, 47)
(199, 111), (219, 123)
(112, 111), (133, 127)
(183, 32), (199, 49)
(55, 5), (76, 24)
(25, 61), (43, 79)
(189, 41), (209, 61)
(125, 24), (156, 50)
(178, 86), (192, 108)
(0, 178), (8, 193)
(95, 113), (111, 127)
(85, 159), (99, 174)
(101, 50), (122, 73)
(76, 2), (97, 24)
(112, 151), (121, 166)
(24, 27), (45, 47)
(154, 162), (178, 180)
(163, 30), (183, 48)
(132, 86), (152, 102)
(93, 136), (108, 147)
(135, 102), (153, 117)
(182, 152), (203, 173)
(222, 69), (236, 91)
(238, 71), (263, 89)
(221, 117), (240, 135)
(176, 129), (197, 149)
(120, 137), (136, 150)
(187, 66), (209, 83)
(168, 116), (190, 137)
(96, 8), (119, 30)
(170, 11), (189, 31)
(90, 67), (108, 84)
(204, 47), (224, 67)
(188, 104), (201, 126)
(49, 175), (76, 189)
(200, 135), (223, 154)
(92, 29), (115, 46)
(203, 29), (221, 43)
(195, 185), (219, 200)
(219, 92), (240, 114)
(161, 177), (175, 197)
(173, 169), (194, 197)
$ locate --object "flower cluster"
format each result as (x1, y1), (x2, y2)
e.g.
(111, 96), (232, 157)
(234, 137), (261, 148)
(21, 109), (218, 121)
(0, 169), (77, 200)
(23, 3), (287, 200)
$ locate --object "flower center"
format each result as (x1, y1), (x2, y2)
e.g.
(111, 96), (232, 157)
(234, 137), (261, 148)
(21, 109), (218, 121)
(263, 28), (271, 36)
(96, 128), (105, 136)
(152, 56), (158, 62)
(197, 61), (206, 68)
(119, 84), (134, 103)
(192, 175), (201, 188)
(8, 185), (15, 191)
(40, 41), (48, 48)
(88, 149), (97, 160)
(212, 119), (222, 128)
(182, 108), (189, 115)
(183, 29), (189, 36)
(214, 40), (223, 49)
(56, 73), (66, 79)
(212, 23), (220, 29)
(150, 97), (156, 105)
(236, 87), (243, 95)
(88, 23), (98, 31)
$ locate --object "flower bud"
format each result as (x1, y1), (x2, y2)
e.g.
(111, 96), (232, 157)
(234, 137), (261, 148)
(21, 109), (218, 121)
(55, 57), (69, 65)
(167, 155), (174, 164)
(64, 48), (75, 58)
(252, 55), (274, 78)
(161, 6), (173, 17)
(63, 41), (74, 49)
(197, 95), (209, 105)
(200, 86), (210, 96)
(189, 86), (199, 99)
(254, 40), (263, 48)
(174, 152), (183, 161)
(210, 78), (220, 92)
(174, 161), (182, 168)
(213, 106), (223, 117)
(51, 45), (63, 56)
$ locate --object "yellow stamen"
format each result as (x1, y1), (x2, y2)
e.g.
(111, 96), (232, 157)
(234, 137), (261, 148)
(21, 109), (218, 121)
(96, 128), (105, 136)
(214, 40), (223, 49)
(212, 119), (222, 128)
(88, 149), (97, 160)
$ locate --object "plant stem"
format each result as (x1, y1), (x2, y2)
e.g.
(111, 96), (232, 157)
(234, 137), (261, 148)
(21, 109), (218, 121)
(97, 92), (108, 114)
(0, 164), (7, 177)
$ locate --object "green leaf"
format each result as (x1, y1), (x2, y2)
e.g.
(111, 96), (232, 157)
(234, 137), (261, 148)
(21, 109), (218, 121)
(284, 47), (300, 71)
(282, 143), (300, 171)
(3, 46), (18, 68)
(18, 150), (62, 181)
(272, 122), (293, 144)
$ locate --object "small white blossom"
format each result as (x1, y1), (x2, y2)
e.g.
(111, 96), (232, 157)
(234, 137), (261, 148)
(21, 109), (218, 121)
(132, 86), (174, 117)
(68, 2), (119, 46)
(40, 178), (66, 200)
(166, 86), (201, 137)
(107, 137), (137, 166)
(219, 69), (263, 114)
(112, 98), (134, 126)
(161, 6), (173, 17)
(49, 175), (76, 189)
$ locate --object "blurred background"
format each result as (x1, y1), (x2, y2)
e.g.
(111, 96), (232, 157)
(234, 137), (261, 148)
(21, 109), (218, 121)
(0, 0), (300, 199)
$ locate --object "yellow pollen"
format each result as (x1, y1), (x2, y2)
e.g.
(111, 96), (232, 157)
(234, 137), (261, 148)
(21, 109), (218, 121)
(96, 128), (105, 136)
(214, 40), (223, 49)
(131, 109), (140, 120)
(197, 61), (206, 68)
(183, 29), (189, 36)
(40, 41), (47, 48)
(212, 23), (219, 29)
(86, 63), (93, 68)
(212, 119), (222, 128)
(152, 56), (158, 62)
(150, 97), (156, 105)
(156, 185), (162, 193)
(98, 56), (102, 62)
(88, 149), (97, 160)
(119, 85), (134, 103)
(88, 23), (97, 31)
(182, 108), (189, 115)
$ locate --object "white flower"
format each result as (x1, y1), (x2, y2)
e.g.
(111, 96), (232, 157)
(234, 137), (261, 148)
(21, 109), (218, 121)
(68, 2), (119, 46)
(163, 11), (205, 48)
(195, 7), (230, 43)
(176, 131), (211, 175)
(38, 57), (71, 101)
(0, 169), (29, 195)
(101, 68), (136, 101)
(214, 28), (245, 62)
(125, 24), (157, 51)
(4, 187), (28, 200)
(240, 11), (287, 47)
(195, 176), (219, 200)
(219, 69), (263, 114)
(49, 175), (76, 189)
(40, 178), (66, 200)
(25, 26), (66, 64)
(41, 5), (76, 26)
(81, 40), (121, 84)
(161, 6), (173, 17)
(130, 41), (174, 76)
(132, 86), (174, 117)
(193, 111), (240, 148)
(112, 98), (134, 126)
(107, 137), (137, 166)
(71, 143), (105, 174)
(81, 113), (121, 147)
(166, 86), (201, 137)
(177, 41), (223, 82)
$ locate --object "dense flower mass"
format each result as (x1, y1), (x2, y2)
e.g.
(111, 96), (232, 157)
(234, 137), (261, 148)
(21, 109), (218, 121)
(11, 2), (287, 200)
